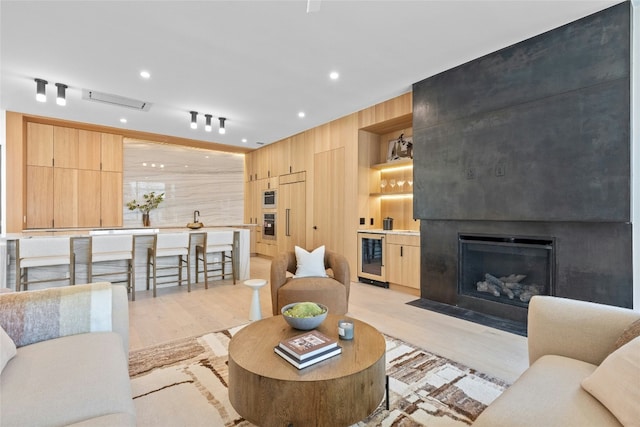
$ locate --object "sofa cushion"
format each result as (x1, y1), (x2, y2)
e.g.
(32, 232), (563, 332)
(581, 336), (640, 427)
(0, 331), (136, 427)
(474, 355), (622, 427)
(294, 245), (328, 278)
(0, 325), (16, 373)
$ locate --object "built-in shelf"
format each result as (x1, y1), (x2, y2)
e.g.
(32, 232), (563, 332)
(370, 191), (413, 197)
(371, 158), (413, 170)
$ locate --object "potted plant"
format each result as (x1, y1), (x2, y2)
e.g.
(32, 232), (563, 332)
(127, 191), (165, 226)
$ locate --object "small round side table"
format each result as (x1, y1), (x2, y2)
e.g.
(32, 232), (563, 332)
(244, 279), (267, 321)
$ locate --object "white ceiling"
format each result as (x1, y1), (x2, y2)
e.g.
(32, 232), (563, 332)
(0, 0), (622, 151)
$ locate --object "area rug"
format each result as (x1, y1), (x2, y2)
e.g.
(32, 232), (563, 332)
(129, 326), (510, 426)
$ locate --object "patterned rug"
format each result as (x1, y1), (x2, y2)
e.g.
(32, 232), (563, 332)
(129, 326), (509, 426)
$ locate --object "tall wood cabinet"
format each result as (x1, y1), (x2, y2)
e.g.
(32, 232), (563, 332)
(25, 123), (123, 229)
(278, 172), (306, 254)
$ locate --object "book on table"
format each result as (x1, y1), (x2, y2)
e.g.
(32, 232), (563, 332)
(278, 330), (338, 360)
(274, 344), (342, 369)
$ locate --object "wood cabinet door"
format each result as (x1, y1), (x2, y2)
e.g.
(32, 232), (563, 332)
(401, 244), (421, 289)
(78, 170), (101, 227)
(313, 148), (345, 254)
(78, 130), (101, 171)
(26, 166), (53, 228)
(53, 126), (79, 169)
(101, 171), (123, 227)
(386, 243), (403, 285)
(53, 168), (79, 228)
(278, 180), (306, 253)
(26, 123), (53, 167)
(101, 133), (123, 172)
(290, 132), (308, 173)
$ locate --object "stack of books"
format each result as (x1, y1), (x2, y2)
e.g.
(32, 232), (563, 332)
(274, 330), (342, 369)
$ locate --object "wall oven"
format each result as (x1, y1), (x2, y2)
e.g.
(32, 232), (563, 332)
(357, 232), (388, 288)
(263, 190), (277, 209)
(263, 213), (276, 240)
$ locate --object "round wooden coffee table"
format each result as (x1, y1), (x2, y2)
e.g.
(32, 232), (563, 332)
(228, 314), (386, 427)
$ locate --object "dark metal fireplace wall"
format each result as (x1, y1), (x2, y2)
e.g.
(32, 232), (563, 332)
(411, 2), (633, 323)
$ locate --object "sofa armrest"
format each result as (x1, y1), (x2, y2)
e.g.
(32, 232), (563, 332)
(270, 252), (295, 315)
(528, 295), (640, 366)
(326, 251), (351, 299)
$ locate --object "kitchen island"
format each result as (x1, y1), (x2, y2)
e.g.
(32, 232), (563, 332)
(1, 226), (253, 293)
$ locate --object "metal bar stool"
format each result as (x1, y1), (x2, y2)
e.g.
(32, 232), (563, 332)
(147, 233), (190, 297)
(195, 230), (236, 288)
(88, 234), (135, 300)
(16, 237), (75, 291)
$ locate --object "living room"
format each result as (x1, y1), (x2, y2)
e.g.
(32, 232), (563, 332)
(1, 1), (639, 426)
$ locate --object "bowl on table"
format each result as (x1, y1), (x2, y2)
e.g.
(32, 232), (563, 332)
(281, 302), (328, 330)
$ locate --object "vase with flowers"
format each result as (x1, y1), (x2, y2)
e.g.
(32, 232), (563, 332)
(126, 192), (165, 227)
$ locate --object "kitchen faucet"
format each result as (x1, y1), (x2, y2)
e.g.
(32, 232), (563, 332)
(194, 210), (200, 223)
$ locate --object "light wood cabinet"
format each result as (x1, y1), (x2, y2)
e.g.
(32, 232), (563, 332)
(26, 123), (53, 167)
(313, 148), (345, 254)
(78, 130), (102, 171)
(25, 123), (124, 229)
(101, 133), (123, 172)
(386, 234), (420, 289)
(26, 166), (53, 228)
(53, 127), (79, 169)
(101, 171), (123, 227)
(278, 173), (306, 253)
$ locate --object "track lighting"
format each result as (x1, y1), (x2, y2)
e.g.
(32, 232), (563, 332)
(205, 114), (212, 132)
(190, 111), (198, 129)
(35, 78), (47, 102)
(218, 117), (226, 134)
(55, 83), (67, 106)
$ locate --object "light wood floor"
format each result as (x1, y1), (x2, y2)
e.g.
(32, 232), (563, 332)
(128, 256), (529, 383)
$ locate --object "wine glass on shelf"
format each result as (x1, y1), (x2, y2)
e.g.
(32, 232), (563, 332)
(389, 179), (396, 192)
(397, 178), (406, 192)
(408, 178), (413, 188)
(380, 179), (387, 194)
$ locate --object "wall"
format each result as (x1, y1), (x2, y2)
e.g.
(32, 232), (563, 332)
(123, 140), (244, 228)
(412, 2), (634, 314)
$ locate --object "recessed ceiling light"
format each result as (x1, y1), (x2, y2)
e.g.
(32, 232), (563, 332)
(329, 71), (339, 80)
(120, 118), (127, 123)
(140, 70), (151, 79)
(298, 111), (305, 118)
(242, 138), (247, 143)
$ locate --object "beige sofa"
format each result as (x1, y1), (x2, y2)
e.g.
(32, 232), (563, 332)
(0, 283), (136, 427)
(270, 250), (351, 316)
(475, 295), (640, 427)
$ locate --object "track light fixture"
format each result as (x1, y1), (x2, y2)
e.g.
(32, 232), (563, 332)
(55, 83), (67, 106)
(190, 111), (198, 129)
(205, 114), (212, 132)
(35, 78), (47, 102)
(218, 117), (226, 134)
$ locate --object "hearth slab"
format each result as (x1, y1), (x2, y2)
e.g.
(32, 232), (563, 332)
(407, 298), (527, 336)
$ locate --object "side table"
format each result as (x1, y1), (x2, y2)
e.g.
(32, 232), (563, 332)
(244, 279), (267, 320)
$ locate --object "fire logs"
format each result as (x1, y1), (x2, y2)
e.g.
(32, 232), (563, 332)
(476, 273), (544, 302)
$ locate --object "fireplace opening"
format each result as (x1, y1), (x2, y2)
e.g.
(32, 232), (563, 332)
(458, 234), (555, 309)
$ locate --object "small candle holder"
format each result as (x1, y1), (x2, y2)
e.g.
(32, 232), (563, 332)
(338, 319), (354, 340)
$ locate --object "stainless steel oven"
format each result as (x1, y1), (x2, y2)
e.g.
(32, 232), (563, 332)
(263, 213), (276, 240)
(263, 190), (277, 209)
(357, 232), (388, 288)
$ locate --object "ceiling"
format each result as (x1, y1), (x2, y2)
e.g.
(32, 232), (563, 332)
(0, 0), (622, 152)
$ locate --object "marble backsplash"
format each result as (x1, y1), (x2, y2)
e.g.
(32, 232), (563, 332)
(123, 140), (244, 228)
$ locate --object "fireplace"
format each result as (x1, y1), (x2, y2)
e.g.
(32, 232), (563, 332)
(458, 234), (554, 311)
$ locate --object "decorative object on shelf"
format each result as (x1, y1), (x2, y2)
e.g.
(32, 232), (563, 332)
(127, 191), (165, 227)
(389, 179), (396, 191)
(386, 133), (413, 162)
(380, 179), (388, 193)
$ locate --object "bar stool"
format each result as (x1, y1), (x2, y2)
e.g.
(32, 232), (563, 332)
(16, 237), (75, 292)
(88, 234), (135, 300)
(147, 233), (190, 297)
(195, 230), (236, 288)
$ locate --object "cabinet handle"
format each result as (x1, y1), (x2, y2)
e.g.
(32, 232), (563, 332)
(381, 236), (384, 267)
(286, 208), (290, 236)
(400, 246), (403, 257)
